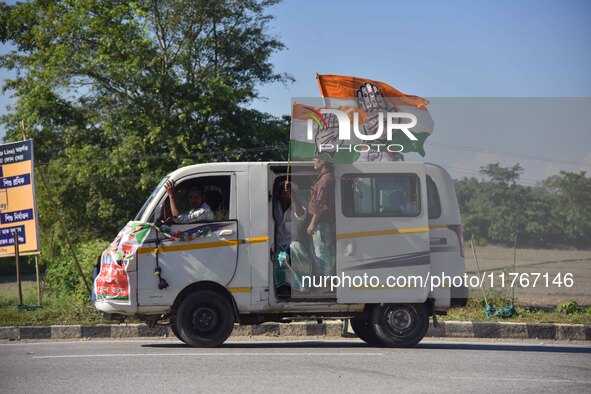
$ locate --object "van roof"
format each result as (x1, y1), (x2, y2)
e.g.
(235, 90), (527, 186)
(168, 161), (443, 177)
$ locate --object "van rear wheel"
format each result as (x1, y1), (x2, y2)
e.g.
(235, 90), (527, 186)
(371, 303), (429, 347)
(176, 290), (234, 347)
(350, 318), (381, 346)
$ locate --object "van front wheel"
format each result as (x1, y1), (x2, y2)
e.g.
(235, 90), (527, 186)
(371, 303), (429, 347)
(169, 313), (187, 344)
(350, 318), (381, 346)
(176, 290), (234, 347)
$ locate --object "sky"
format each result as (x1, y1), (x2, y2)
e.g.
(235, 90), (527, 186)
(251, 0), (591, 183)
(1, 0), (590, 183)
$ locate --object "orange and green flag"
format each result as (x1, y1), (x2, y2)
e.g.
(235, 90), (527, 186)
(289, 102), (368, 163)
(316, 74), (434, 157)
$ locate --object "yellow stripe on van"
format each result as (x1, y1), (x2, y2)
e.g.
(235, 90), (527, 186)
(336, 227), (429, 240)
(227, 287), (251, 293)
(429, 224), (448, 230)
(137, 236), (269, 254)
(246, 236), (269, 244)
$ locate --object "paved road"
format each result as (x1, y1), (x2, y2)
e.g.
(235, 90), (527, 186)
(1, 337), (589, 393)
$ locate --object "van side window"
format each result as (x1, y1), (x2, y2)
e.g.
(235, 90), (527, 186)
(162, 175), (231, 223)
(426, 176), (442, 219)
(341, 174), (420, 217)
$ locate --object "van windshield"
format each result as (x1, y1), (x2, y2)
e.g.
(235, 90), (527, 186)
(134, 176), (170, 221)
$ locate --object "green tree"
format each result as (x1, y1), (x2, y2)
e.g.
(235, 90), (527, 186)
(454, 176), (487, 243)
(455, 164), (590, 249)
(455, 163), (528, 246)
(0, 0), (291, 247)
(479, 163), (528, 245)
(542, 171), (591, 248)
(521, 185), (564, 247)
(479, 163), (523, 186)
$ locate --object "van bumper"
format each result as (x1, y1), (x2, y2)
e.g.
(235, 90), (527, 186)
(94, 300), (137, 316)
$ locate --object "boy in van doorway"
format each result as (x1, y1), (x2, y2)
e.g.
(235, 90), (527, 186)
(308, 159), (336, 278)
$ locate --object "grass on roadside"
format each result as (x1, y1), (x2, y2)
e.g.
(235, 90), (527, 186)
(443, 298), (591, 325)
(0, 303), (105, 326)
(0, 284), (107, 326)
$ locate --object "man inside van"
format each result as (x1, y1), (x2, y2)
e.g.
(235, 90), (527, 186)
(273, 179), (310, 296)
(308, 159), (336, 277)
(165, 180), (214, 223)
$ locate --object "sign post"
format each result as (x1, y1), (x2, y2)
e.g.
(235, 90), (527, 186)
(35, 255), (41, 305)
(13, 228), (22, 305)
(0, 140), (40, 305)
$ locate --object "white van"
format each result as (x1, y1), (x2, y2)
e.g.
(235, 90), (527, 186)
(94, 161), (466, 347)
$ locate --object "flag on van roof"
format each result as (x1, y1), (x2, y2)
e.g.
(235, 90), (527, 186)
(316, 74), (434, 157)
(289, 102), (368, 163)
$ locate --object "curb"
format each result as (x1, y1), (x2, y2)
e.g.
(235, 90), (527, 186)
(1, 321), (589, 341)
(425, 321), (590, 341)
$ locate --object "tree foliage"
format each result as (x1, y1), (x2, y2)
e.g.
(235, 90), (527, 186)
(0, 0), (291, 252)
(455, 163), (591, 248)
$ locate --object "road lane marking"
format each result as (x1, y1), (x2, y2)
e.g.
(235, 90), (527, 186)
(0, 339), (366, 347)
(32, 352), (383, 359)
(450, 376), (591, 384)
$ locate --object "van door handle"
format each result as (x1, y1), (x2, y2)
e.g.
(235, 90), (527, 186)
(430, 237), (447, 245)
(218, 229), (234, 237)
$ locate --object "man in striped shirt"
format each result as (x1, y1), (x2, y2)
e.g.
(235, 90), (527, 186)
(165, 180), (214, 224)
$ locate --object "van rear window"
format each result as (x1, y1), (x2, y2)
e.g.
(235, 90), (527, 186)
(426, 176), (442, 219)
(341, 174), (420, 217)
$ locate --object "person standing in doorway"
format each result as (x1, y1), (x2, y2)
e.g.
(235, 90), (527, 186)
(307, 159), (336, 277)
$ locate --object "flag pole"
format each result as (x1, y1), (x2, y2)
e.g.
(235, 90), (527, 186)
(286, 138), (291, 185)
(287, 98), (292, 186)
(316, 73), (327, 101)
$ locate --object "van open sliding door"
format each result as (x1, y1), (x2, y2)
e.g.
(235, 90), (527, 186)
(334, 162), (430, 304)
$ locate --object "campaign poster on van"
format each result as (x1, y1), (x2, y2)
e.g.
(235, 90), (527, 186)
(94, 221), (152, 304)
(0, 140), (39, 257)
